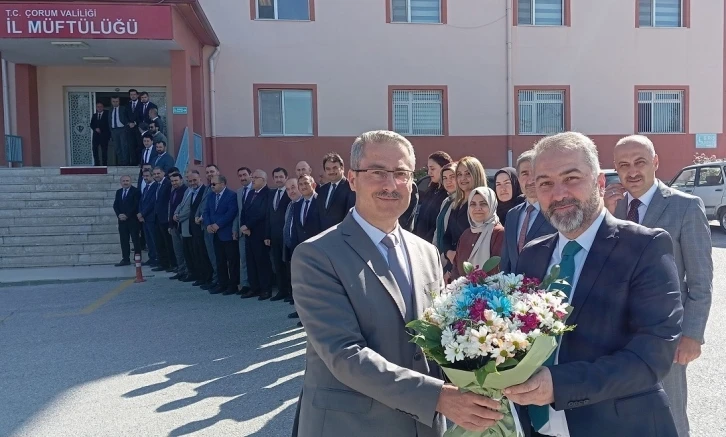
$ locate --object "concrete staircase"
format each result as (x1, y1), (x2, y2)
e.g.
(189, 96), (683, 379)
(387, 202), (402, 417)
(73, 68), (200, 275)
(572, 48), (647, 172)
(0, 166), (141, 268)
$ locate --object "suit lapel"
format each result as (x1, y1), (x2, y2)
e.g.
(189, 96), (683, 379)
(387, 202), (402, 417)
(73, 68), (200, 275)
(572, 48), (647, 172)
(340, 214), (407, 322)
(529, 233), (558, 279)
(641, 181), (670, 228)
(568, 214), (619, 323)
(526, 210), (548, 241)
(507, 203), (522, 256)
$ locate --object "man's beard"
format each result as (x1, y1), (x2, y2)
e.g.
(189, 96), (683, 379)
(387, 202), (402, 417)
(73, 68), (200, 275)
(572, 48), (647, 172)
(545, 184), (601, 234)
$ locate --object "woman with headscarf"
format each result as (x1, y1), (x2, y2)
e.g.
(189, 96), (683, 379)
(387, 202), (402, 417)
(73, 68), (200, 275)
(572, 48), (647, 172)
(494, 167), (524, 226)
(451, 186), (505, 279)
(414, 151), (452, 242)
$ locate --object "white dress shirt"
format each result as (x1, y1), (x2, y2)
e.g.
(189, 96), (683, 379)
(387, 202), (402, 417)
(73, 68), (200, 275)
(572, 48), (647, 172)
(112, 107), (122, 128)
(517, 200), (541, 240)
(539, 208), (606, 437)
(142, 146), (153, 165)
(625, 180), (659, 224)
(351, 207), (411, 284)
(274, 188), (285, 210)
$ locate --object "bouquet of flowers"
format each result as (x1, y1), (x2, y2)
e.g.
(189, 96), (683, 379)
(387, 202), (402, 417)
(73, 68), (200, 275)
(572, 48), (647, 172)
(406, 257), (575, 437)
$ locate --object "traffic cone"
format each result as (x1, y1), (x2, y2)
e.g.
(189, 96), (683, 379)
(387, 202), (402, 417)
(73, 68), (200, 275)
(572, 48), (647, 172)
(134, 252), (146, 283)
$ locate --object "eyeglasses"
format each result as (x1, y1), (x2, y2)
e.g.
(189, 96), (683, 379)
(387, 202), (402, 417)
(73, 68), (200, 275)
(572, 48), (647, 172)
(352, 169), (413, 183)
(210, 183), (218, 186)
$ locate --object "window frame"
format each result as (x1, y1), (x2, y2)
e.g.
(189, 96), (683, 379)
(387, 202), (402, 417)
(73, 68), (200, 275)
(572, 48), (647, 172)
(514, 86), (571, 136)
(513, 0), (571, 27)
(388, 86), (449, 136)
(386, 0), (447, 24)
(250, 0), (315, 21)
(634, 86), (689, 135)
(253, 84), (318, 137)
(636, 0), (690, 28)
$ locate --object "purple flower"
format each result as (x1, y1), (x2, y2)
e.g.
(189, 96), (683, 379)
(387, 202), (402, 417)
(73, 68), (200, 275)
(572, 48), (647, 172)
(517, 313), (539, 333)
(469, 298), (488, 322)
(453, 320), (467, 335)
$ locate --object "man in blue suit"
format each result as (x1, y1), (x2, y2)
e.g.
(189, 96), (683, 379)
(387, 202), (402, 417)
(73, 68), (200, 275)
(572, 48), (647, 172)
(137, 169), (158, 266)
(501, 150), (556, 273)
(203, 175), (239, 295)
(151, 167), (175, 272)
(504, 132), (682, 437)
(153, 140), (175, 174)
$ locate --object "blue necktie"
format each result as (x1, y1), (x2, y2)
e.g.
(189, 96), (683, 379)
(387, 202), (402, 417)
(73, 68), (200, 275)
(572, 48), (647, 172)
(530, 240), (583, 431)
(215, 193), (221, 211)
(381, 233), (412, 320)
(283, 201), (295, 248)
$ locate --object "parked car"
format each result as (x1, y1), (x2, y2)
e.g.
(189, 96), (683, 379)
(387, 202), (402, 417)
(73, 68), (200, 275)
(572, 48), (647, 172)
(668, 161), (726, 231)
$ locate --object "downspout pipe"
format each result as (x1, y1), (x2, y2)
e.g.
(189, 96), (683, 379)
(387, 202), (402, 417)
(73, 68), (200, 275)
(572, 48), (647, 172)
(208, 46), (221, 163)
(505, 0), (514, 167)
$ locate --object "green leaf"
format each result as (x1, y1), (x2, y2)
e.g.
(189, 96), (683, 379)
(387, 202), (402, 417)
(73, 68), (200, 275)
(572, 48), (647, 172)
(463, 261), (474, 275)
(482, 256), (501, 273)
(498, 358), (519, 370)
(483, 360), (498, 374)
(475, 367), (489, 386)
(427, 348), (449, 365)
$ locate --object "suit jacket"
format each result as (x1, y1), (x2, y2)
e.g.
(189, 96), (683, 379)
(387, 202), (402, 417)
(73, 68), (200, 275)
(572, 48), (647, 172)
(90, 110), (111, 141)
(153, 178), (172, 224)
(147, 115), (164, 132)
(317, 178), (356, 230)
(168, 185), (188, 229)
(108, 106), (130, 130)
(195, 183), (214, 221)
(291, 213), (446, 437)
(138, 101), (158, 122)
(266, 187), (292, 242)
(614, 180), (713, 342)
(203, 188), (238, 242)
(233, 183), (254, 232)
(175, 186), (196, 237)
(140, 146), (158, 167)
(113, 186), (140, 224)
(291, 194), (323, 250)
(139, 182), (158, 223)
(515, 212), (682, 437)
(189, 185), (207, 237)
(398, 182), (419, 232)
(152, 131), (168, 146)
(153, 153), (174, 174)
(282, 199), (301, 263)
(240, 186), (271, 241)
(501, 202), (557, 273)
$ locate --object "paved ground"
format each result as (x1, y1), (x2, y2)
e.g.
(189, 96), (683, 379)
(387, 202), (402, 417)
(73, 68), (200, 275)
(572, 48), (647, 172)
(1, 227), (725, 436)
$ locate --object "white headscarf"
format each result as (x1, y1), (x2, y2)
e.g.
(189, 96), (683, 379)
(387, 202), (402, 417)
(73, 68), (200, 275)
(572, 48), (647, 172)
(467, 187), (500, 269)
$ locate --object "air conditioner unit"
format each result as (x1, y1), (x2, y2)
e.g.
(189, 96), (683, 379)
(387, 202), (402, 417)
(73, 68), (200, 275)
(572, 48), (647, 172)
(51, 41), (89, 49)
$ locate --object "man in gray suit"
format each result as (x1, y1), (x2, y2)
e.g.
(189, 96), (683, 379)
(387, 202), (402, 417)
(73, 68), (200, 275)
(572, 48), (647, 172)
(196, 164), (220, 290)
(291, 130), (503, 437)
(605, 135), (712, 437)
(233, 166), (254, 294)
(175, 170), (199, 282)
(500, 150), (556, 273)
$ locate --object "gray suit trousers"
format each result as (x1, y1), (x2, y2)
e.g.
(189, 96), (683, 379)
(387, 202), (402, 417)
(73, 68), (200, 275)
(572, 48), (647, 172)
(664, 363), (688, 437)
(204, 230), (218, 282)
(170, 228), (186, 274)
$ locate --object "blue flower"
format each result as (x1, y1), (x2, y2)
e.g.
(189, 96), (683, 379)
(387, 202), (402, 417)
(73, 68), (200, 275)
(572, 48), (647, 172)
(488, 294), (513, 317)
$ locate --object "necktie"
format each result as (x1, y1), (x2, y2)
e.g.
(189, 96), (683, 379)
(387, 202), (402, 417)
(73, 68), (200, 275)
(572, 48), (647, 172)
(215, 193), (221, 210)
(530, 240), (582, 431)
(627, 198), (642, 223)
(326, 183), (337, 209)
(143, 103), (147, 113)
(132, 101), (136, 111)
(143, 185), (148, 199)
(517, 204), (536, 253)
(242, 186), (249, 204)
(192, 189), (198, 204)
(284, 201), (295, 248)
(381, 233), (412, 320)
(122, 189), (127, 200)
(144, 148), (150, 164)
(113, 108), (117, 128)
(275, 189), (283, 210)
(97, 113), (101, 121)
(302, 200), (310, 225)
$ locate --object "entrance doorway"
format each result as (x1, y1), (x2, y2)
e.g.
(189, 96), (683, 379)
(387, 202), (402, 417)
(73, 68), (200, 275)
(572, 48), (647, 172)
(65, 87), (168, 166)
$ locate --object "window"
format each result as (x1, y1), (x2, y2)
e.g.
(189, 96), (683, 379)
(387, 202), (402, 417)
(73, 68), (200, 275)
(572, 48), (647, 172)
(256, 0), (310, 20)
(637, 90), (684, 134)
(391, 89), (445, 136)
(639, 0), (683, 27)
(258, 89), (313, 136)
(517, 0), (564, 26)
(697, 166), (724, 187)
(517, 90), (565, 135)
(670, 168), (696, 189)
(391, 0), (442, 23)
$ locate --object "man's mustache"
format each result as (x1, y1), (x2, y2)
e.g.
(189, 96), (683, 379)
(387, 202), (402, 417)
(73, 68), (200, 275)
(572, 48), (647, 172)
(375, 191), (402, 199)
(549, 198), (580, 213)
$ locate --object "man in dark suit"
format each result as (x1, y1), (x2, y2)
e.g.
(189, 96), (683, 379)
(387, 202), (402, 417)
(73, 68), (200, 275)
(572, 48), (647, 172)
(138, 134), (157, 184)
(501, 150), (556, 273)
(281, 177), (302, 303)
(187, 172), (214, 286)
(151, 167), (175, 272)
(504, 132), (682, 437)
(168, 172), (189, 280)
(153, 140), (175, 174)
(240, 169), (273, 300)
(139, 91), (158, 122)
(317, 152), (355, 230)
(137, 169), (158, 266)
(109, 96), (130, 165)
(147, 106), (164, 133)
(127, 89), (143, 166)
(265, 167), (292, 301)
(203, 175), (239, 295)
(90, 102), (110, 166)
(113, 175), (141, 266)
(606, 135), (713, 437)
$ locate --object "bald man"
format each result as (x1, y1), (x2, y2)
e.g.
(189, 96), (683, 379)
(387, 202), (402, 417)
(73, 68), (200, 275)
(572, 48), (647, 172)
(240, 169), (274, 300)
(295, 161), (312, 178)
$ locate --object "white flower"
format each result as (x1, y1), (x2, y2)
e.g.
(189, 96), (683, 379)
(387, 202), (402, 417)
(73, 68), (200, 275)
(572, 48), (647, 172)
(444, 342), (465, 363)
(506, 331), (531, 351)
(441, 327), (456, 347)
(551, 320), (566, 333)
(467, 327), (490, 356)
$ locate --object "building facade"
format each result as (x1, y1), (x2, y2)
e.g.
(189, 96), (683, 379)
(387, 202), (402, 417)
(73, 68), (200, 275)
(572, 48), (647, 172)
(0, 0), (723, 183)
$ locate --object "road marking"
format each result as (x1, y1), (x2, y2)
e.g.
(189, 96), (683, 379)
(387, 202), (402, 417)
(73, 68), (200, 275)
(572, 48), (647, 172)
(79, 279), (134, 315)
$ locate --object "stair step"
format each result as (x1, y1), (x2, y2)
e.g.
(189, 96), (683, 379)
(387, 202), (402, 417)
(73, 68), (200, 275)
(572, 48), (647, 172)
(1, 198), (115, 209)
(0, 207), (113, 218)
(0, 252), (125, 268)
(0, 175), (129, 185)
(0, 232), (118, 245)
(0, 223), (118, 236)
(0, 242), (119, 256)
(0, 183), (123, 193)
(0, 215), (118, 227)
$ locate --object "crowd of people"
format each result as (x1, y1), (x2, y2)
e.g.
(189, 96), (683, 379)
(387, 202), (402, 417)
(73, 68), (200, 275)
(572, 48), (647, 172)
(112, 130), (711, 437)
